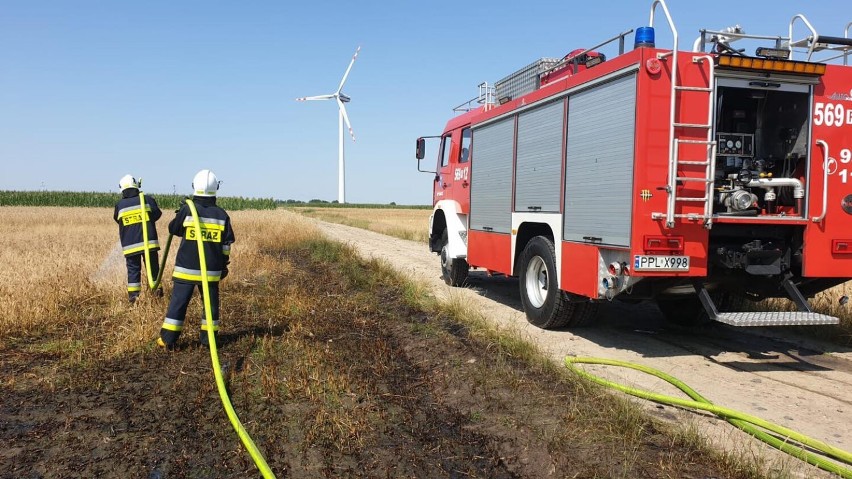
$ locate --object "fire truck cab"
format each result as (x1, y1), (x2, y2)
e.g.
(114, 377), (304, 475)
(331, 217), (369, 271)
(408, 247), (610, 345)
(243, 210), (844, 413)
(416, 0), (852, 329)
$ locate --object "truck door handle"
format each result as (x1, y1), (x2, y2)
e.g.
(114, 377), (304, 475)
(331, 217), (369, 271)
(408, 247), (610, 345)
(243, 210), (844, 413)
(812, 139), (829, 223)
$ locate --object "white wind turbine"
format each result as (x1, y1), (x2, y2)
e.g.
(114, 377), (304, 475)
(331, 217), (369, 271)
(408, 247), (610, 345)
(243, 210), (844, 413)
(296, 46), (360, 204)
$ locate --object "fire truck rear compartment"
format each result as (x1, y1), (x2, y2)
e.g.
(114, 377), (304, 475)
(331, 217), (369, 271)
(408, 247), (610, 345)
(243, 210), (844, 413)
(711, 81), (811, 217)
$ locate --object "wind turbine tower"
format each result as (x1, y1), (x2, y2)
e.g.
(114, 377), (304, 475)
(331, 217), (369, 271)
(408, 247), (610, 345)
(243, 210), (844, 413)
(296, 46), (360, 204)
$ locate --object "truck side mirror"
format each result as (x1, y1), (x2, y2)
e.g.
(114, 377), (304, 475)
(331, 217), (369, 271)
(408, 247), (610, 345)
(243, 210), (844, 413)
(415, 137), (426, 160)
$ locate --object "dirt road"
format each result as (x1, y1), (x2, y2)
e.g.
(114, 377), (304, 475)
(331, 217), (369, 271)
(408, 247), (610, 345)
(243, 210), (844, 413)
(307, 213), (852, 478)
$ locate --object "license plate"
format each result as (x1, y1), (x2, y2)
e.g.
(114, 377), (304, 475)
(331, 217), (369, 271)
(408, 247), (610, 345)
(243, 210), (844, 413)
(633, 255), (690, 272)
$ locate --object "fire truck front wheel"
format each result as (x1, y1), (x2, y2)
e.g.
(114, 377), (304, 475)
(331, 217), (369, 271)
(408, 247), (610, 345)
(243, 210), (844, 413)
(440, 230), (469, 287)
(519, 236), (596, 329)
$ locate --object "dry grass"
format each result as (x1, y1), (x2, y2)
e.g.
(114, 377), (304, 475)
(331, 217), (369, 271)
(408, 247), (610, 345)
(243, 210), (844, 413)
(1, 207), (124, 336)
(0, 206), (783, 477)
(808, 284), (852, 334)
(412, 288), (771, 479)
(0, 206), (319, 358)
(290, 206), (430, 242)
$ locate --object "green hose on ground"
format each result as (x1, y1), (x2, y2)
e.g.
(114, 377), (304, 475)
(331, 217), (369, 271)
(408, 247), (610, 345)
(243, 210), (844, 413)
(186, 199), (275, 478)
(138, 192), (172, 292)
(564, 356), (852, 478)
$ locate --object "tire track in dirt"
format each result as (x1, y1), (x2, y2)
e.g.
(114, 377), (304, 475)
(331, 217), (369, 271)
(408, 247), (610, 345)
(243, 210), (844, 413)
(303, 212), (852, 478)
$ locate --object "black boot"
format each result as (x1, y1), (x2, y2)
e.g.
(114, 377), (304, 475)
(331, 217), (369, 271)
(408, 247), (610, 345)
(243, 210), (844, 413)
(156, 337), (175, 351)
(199, 330), (219, 348)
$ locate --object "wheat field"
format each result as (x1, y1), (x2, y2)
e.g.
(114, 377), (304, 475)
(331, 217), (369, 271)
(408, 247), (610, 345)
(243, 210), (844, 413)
(291, 206), (431, 242)
(2, 205), (849, 356)
(0, 206), (319, 359)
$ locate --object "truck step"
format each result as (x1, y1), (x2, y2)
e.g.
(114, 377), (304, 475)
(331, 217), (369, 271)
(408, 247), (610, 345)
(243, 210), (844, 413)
(715, 311), (839, 327)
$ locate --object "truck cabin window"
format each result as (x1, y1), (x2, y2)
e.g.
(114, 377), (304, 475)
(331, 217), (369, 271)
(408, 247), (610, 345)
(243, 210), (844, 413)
(440, 135), (453, 168)
(460, 128), (472, 163)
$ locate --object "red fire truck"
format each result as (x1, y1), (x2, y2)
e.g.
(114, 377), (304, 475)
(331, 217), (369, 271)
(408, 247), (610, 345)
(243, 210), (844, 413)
(416, 0), (852, 328)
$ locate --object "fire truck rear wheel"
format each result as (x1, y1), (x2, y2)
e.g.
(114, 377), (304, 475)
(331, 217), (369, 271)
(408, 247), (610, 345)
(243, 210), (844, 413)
(440, 230), (469, 287)
(519, 236), (597, 329)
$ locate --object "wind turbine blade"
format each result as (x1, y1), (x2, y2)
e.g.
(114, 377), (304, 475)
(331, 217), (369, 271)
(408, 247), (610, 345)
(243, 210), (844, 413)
(296, 94), (335, 101)
(337, 98), (355, 142)
(336, 46), (361, 93)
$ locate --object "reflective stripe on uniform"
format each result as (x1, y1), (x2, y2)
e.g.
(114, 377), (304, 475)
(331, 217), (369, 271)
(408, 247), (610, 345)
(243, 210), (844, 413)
(222, 244), (231, 256)
(201, 318), (220, 331)
(117, 204), (152, 218)
(123, 240), (160, 255)
(183, 216), (225, 228)
(127, 283), (142, 292)
(162, 317), (184, 332)
(173, 266), (221, 282)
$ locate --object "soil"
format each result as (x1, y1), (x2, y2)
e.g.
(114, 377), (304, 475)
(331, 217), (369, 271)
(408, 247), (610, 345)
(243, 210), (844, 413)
(2, 212), (851, 478)
(3, 224), (753, 479)
(306, 214), (852, 479)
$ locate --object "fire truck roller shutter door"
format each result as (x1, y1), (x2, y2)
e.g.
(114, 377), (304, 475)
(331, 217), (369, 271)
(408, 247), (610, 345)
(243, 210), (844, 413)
(470, 117), (514, 234)
(515, 99), (564, 213)
(563, 73), (637, 247)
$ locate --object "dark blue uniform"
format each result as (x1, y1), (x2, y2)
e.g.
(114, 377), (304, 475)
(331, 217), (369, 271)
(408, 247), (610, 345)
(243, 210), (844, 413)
(159, 196), (234, 347)
(113, 188), (162, 302)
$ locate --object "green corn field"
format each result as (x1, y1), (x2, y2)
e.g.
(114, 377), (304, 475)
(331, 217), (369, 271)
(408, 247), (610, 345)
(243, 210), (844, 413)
(0, 190), (278, 210)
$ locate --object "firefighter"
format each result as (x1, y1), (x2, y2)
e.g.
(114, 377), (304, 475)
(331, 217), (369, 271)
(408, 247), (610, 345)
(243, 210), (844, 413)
(113, 174), (163, 303)
(158, 169), (234, 350)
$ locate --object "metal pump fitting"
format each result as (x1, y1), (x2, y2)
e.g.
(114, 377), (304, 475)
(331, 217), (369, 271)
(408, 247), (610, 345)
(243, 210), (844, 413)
(602, 276), (620, 290)
(747, 177), (804, 198)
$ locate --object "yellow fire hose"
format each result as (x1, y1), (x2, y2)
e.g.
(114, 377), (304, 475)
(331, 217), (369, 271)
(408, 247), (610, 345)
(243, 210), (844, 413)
(186, 199), (275, 478)
(138, 192), (172, 292)
(564, 356), (852, 478)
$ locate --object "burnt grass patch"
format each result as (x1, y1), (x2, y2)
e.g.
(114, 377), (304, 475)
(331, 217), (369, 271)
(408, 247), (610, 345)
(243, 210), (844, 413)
(0, 238), (762, 478)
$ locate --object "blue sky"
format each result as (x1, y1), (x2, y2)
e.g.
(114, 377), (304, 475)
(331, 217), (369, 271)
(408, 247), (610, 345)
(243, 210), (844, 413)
(0, 1), (847, 204)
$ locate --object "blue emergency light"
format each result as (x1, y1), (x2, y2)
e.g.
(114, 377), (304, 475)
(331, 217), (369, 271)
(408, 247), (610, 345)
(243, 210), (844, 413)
(635, 27), (655, 48)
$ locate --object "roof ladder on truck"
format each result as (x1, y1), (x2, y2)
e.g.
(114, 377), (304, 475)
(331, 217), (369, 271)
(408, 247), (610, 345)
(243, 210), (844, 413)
(649, 0), (717, 229)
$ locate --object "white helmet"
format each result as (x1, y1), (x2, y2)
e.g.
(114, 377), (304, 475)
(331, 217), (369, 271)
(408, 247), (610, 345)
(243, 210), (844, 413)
(118, 174), (140, 192)
(192, 169), (220, 196)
